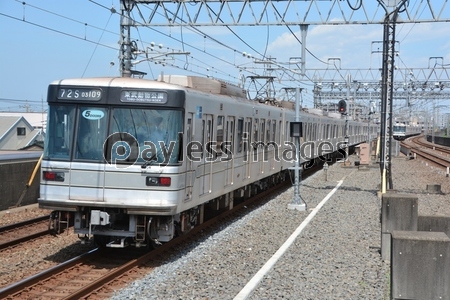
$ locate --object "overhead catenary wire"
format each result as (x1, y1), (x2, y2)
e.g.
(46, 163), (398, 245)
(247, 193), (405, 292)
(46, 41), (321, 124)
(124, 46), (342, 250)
(6, 0), (321, 94)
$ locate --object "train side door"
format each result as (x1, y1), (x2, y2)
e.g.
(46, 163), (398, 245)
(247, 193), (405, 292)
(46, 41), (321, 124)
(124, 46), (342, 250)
(184, 114), (194, 201)
(244, 117), (252, 180)
(70, 107), (108, 201)
(259, 118), (265, 175)
(225, 116), (235, 187)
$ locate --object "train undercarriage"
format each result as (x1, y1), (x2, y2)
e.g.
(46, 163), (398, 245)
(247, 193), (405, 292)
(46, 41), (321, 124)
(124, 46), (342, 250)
(48, 171), (290, 248)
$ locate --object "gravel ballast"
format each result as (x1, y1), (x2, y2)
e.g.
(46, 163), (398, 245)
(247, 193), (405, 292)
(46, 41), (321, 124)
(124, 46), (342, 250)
(110, 155), (450, 300)
(1, 153), (449, 299)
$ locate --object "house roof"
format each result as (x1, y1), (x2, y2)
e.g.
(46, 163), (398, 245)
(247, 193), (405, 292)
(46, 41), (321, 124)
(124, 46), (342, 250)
(0, 116), (44, 150)
(0, 116), (32, 141)
(0, 113), (47, 130)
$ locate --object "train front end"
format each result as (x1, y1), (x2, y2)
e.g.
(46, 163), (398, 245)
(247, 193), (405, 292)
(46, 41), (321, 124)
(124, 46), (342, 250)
(39, 77), (186, 248)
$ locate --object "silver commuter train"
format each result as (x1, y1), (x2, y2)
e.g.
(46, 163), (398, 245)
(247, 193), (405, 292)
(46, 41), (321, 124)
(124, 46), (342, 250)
(39, 75), (370, 248)
(392, 122), (422, 141)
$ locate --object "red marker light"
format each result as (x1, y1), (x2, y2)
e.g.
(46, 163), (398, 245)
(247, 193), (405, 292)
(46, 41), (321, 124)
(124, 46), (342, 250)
(159, 177), (171, 186)
(43, 171), (64, 181)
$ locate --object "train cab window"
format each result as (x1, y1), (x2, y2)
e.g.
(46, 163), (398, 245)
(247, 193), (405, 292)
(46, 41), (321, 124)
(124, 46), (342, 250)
(44, 104), (76, 160)
(108, 108), (183, 165)
(75, 106), (108, 161)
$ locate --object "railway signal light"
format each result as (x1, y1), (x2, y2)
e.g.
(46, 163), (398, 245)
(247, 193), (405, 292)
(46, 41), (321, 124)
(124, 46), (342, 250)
(290, 122), (303, 138)
(338, 100), (347, 114)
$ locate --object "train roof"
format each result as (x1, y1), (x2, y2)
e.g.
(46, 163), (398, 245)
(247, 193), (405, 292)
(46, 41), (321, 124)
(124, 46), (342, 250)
(51, 77), (181, 90)
(49, 76), (361, 122)
(50, 76), (247, 99)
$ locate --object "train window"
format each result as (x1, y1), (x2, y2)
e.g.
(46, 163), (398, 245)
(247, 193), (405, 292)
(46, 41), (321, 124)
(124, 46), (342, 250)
(237, 118), (244, 153)
(44, 104), (76, 160)
(301, 122), (305, 141)
(266, 120), (271, 145)
(201, 120), (205, 159)
(244, 118), (251, 153)
(321, 123), (324, 140)
(253, 119), (259, 145)
(216, 115), (224, 157)
(227, 117), (235, 155)
(285, 121), (291, 144)
(260, 119), (265, 144)
(107, 108), (183, 164)
(207, 118), (213, 159)
(307, 123), (312, 141)
(272, 120), (276, 143)
(75, 106), (109, 161)
(312, 124), (317, 141)
(186, 117), (192, 159)
(279, 120), (282, 146)
(318, 123), (323, 140)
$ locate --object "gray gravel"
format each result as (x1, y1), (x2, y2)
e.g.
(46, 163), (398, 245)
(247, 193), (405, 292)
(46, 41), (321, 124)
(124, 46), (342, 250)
(105, 154), (449, 299)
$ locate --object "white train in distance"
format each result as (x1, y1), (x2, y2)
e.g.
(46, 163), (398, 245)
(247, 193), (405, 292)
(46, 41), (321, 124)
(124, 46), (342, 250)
(392, 122), (422, 141)
(39, 75), (373, 248)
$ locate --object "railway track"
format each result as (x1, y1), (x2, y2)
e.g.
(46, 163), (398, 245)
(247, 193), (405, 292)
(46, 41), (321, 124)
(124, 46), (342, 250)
(0, 180), (293, 299)
(402, 135), (450, 170)
(0, 215), (52, 250)
(0, 160), (327, 299)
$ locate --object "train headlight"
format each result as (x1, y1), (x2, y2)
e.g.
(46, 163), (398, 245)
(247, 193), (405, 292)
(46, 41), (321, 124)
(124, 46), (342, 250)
(43, 171), (65, 182)
(146, 176), (171, 187)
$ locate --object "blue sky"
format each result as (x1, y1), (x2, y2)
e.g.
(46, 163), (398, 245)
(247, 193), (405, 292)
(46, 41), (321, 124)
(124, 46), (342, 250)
(1, 0), (450, 112)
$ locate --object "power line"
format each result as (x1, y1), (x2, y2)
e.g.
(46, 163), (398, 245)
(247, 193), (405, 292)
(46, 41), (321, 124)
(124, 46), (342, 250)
(4, 1), (312, 92)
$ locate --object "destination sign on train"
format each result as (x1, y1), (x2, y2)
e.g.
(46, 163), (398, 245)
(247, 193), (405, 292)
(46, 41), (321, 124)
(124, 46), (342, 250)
(120, 90), (167, 103)
(57, 88), (102, 100)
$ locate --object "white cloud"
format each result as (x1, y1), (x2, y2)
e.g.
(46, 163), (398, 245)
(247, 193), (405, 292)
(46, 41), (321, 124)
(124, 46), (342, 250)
(265, 22), (450, 72)
(266, 25), (381, 70)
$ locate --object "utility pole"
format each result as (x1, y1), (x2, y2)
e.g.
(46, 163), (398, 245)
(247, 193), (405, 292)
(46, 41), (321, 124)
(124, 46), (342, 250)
(379, 0), (407, 193)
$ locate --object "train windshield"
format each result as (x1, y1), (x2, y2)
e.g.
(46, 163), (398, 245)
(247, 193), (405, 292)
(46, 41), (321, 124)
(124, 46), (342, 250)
(44, 105), (183, 165)
(44, 105), (77, 160)
(393, 125), (406, 133)
(108, 108), (183, 165)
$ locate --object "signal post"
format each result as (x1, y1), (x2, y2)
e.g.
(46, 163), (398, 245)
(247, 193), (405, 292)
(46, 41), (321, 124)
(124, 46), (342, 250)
(338, 99), (351, 165)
